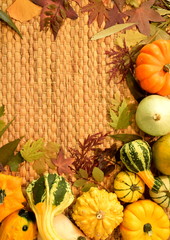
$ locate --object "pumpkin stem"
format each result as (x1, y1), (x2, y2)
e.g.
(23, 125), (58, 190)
(96, 210), (105, 220)
(143, 223), (152, 236)
(0, 189), (6, 204)
(130, 184), (141, 191)
(163, 64), (170, 72)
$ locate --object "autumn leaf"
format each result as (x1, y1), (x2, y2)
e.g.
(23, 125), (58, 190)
(52, 148), (74, 175)
(109, 93), (136, 130)
(105, 5), (125, 29)
(125, 0), (165, 35)
(20, 138), (45, 162)
(81, 0), (109, 28)
(32, 0), (78, 39)
(7, 0), (41, 22)
(113, 0), (126, 11)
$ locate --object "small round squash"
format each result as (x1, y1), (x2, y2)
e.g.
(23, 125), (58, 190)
(149, 175), (170, 208)
(135, 95), (170, 136)
(135, 39), (170, 96)
(113, 171), (145, 203)
(0, 209), (37, 240)
(120, 199), (170, 240)
(72, 187), (123, 240)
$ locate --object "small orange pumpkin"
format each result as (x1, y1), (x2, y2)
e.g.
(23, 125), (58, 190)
(135, 39), (170, 96)
(0, 173), (26, 222)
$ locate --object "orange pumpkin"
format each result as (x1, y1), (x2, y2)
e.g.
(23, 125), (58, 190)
(135, 39), (170, 96)
(0, 173), (26, 222)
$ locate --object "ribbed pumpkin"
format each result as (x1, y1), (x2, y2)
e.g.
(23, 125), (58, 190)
(120, 199), (170, 240)
(0, 209), (37, 240)
(72, 187), (124, 240)
(135, 39), (170, 96)
(113, 171), (145, 203)
(120, 139), (162, 193)
(149, 175), (170, 208)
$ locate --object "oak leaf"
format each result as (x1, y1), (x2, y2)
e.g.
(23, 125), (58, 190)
(125, 0), (165, 35)
(52, 148), (74, 175)
(7, 0), (41, 22)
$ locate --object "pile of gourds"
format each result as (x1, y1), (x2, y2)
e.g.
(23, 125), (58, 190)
(1, 39), (170, 240)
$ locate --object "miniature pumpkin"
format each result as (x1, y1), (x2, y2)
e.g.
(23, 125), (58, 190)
(0, 209), (37, 240)
(135, 39), (170, 96)
(113, 171), (145, 202)
(120, 199), (170, 240)
(72, 187), (124, 240)
(149, 175), (170, 208)
(0, 173), (26, 222)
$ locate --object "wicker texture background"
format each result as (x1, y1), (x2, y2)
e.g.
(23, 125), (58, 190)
(0, 0), (132, 151)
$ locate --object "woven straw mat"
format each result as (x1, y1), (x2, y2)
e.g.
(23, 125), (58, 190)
(0, 1), (169, 239)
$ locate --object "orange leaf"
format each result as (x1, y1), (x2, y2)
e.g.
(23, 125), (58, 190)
(7, 0), (42, 22)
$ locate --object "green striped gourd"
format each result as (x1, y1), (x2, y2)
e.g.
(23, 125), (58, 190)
(120, 139), (162, 193)
(149, 175), (170, 208)
(26, 173), (74, 240)
(113, 171), (145, 203)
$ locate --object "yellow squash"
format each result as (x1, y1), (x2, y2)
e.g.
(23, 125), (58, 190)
(0, 209), (37, 240)
(113, 171), (145, 203)
(72, 187), (124, 240)
(120, 199), (170, 240)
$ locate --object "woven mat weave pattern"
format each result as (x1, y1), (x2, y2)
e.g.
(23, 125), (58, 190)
(0, 0), (130, 151)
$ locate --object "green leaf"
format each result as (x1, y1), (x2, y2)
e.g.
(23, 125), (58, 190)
(110, 134), (142, 143)
(78, 168), (88, 179)
(0, 105), (5, 117)
(20, 138), (45, 162)
(0, 10), (22, 38)
(73, 179), (87, 187)
(150, 24), (170, 40)
(115, 30), (147, 49)
(0, 120), (5, 132)
(125, 71), (146, 102)
(8, 152), (24, 171)
(109, 98), (135, 130)
(81, 182), (97, 192)
(0, 119), (14, 138)
(92, 167), (104, 182)
(91, 23), (135, 40)
(154, 7), (170, 16)
(0, 138), (21, 166)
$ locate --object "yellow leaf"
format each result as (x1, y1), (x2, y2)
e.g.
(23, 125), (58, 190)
(7, 0), (42, 22)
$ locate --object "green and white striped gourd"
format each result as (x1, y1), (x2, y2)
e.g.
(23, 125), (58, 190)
(120, 139), (162, 193)
(149, 175), (170, 208)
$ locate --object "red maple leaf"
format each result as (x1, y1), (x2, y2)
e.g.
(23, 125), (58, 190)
(125, 0), (165, 35)
(113, 0), (126, 11)
(32, 0), (78, 39)
(81, 0), (109, 28)
(105, 5), (125, 29)
(52, 148), (74, 175)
